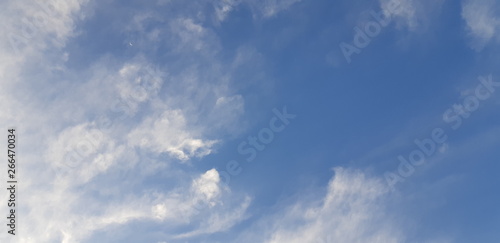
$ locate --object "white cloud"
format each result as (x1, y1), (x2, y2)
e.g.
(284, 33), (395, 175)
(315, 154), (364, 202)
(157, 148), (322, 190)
(17, 166), (249, 243)
(380, 0), (418, 30)
(461, 0), (500, 51)
(45, 122), (126, 184)
(191, 168), (223, 205)
(240, 168), (405, 243)
(128, 109), (218, 161)
(116, 61), (164, 107)
(0, 0), (281, 241)
(152, 169), (226, 223)
(378, 0), (446, 32)
(213, 0), (239, 23)
(0, 0), (88, 65)
(248, 0), (303, 19)
(174, 195), (252, 239)
(152, 169), (251, 239)
(209, 0), (304, 23)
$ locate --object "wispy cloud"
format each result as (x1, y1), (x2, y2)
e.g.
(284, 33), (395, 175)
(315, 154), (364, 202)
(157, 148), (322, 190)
(378, 0), (446, 32)
(461, 0), (500, 51)
(0, 0), (269, 242)
(238, 168), (405, 243)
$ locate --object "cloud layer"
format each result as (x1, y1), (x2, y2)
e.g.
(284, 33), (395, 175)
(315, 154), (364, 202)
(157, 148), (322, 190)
(259, 168), (404, 243)
(462, 0), (500, 51)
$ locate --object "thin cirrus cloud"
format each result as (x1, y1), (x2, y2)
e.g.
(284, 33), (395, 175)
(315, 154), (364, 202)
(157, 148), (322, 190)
(379, 0), (500, 50)
(3, 0), (496, 242)
(378, 0), (446, 32)
(461, 0), (500, 51)
(0, 0), (311, 241)
(0, 0), (260, 242)
(235, 168), (454, 243)
(248, 168), (405, 243)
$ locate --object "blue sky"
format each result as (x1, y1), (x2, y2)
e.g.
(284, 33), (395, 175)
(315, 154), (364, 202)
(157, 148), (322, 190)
(1, 0), (500, 242)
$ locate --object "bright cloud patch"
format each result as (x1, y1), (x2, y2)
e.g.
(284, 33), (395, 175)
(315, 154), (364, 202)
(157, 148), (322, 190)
(0, 0), (256, 242)
(3, 0), (497, 242)
(462, 0), (500, 51)
(128, 109), (218, 161)
(262, 168), (403, 243)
